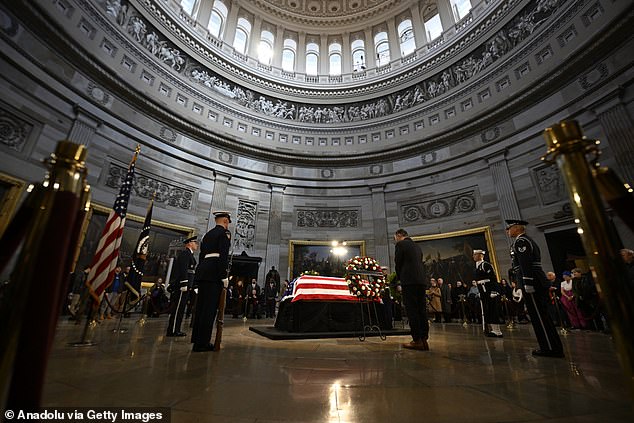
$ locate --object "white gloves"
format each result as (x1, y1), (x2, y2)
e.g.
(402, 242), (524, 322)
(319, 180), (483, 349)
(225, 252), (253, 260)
(222, 278), (229, 288)
(524, 284), (535, 294)
(180, 286), (187, 292)
(490, 292), (499, 298)
(194, 288), (199, 294)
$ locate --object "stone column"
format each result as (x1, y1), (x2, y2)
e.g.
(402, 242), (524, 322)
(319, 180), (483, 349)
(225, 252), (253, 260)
(364, 27), (376, 69)
(486, 150), (521, 223)
(320, 34), (328, 75)
(207, 171), (231, 231)
(272, 26), (284, 68)
(370, 185), (390, 269)
(194, 0), (213, 29)
(222, 3), (240, 45)
(67, 105), (101, 146)
(248, 16), (262, 58)
(437, 0), (456, 32)
(265, 184), (285, 276)
(342, 32), (351, 74)
(297, 32), (307, 73)
(386, 18), (400, 59)
(594, 100), (634, 184)
(410, 4), (428, 48)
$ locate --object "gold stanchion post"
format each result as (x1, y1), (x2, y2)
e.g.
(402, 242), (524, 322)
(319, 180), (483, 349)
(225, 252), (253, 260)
(0, 141), (88, 409)
(543, 120), (634, 400)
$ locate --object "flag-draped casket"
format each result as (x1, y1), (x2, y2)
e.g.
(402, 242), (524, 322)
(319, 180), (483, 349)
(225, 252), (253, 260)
(275, 275), (390, 332)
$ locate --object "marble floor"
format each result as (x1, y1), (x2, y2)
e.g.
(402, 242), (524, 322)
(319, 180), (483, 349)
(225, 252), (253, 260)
(41, 315), (633, 422)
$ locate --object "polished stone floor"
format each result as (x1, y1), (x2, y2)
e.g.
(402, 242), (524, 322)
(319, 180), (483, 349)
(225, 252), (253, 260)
(42, 315), (633, 422)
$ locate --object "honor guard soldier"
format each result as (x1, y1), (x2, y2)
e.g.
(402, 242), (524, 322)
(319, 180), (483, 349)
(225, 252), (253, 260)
(473, 249), (503, 338)
(166, 235), (198, 337)
(506, 219), (564, 357)
(191, 211), (232, 352)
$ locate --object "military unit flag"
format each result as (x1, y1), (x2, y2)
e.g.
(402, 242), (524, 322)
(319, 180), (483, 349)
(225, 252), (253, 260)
(126, 197), (153, 298)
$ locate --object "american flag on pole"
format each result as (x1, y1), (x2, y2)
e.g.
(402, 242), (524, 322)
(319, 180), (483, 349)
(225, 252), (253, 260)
(85, 146), (139, 304)
(290, 275), (357, 302)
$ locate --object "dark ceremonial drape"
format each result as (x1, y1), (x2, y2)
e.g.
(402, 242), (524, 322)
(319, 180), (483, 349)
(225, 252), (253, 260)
(275, 300), (390, 332)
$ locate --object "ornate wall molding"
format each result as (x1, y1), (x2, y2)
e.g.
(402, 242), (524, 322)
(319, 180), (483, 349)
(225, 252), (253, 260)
(296, 209), (359, 228)
(531, 162), (567, 206)
(578, 62), (609, 90)
(0, 107), (33, 152)
(400, 189), (478, 223)
(553, 202), (573, 219)
(105, 161), (195, 210)
(235, 199), (257, 253)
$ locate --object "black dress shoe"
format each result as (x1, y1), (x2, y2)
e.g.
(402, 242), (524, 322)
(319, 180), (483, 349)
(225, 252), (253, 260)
(175, 332), (187, 337)
(532, 349), (564, 358)
(486, 332), (503, 338)
(192, 344), (214, 352)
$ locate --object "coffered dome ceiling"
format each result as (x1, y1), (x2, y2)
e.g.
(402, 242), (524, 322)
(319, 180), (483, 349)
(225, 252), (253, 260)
(246, 0), (403, 25)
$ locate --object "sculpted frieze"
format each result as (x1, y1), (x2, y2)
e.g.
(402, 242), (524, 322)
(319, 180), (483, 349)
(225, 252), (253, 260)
(105, 162), (194, 209)
(401, 190), (478, 223)
(297, 209), (359, 228)
(531, 163), (567, 205)
(101, 0), (187, 72)
(234, 199), (257, 253)
(0, 108), (32, 152)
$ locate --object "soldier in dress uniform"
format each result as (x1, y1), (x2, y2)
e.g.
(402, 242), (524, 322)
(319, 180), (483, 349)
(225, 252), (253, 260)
(506, 219), (564, 357)
(473, 249), (503, 338)
(166, 235), (198, 337)
(191, 211), (232, 352)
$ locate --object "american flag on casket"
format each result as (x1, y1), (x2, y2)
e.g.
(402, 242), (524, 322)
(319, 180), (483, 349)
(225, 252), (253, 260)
(282, 275), (358, 303)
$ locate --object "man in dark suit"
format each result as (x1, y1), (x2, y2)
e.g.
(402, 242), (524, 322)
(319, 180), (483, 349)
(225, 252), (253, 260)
(394, 228), (430, 351)
(507, 219), (564, 357)
(246, 278), (261, 318)
(191, 211), (232, 352)
(166, 236), (198, 337)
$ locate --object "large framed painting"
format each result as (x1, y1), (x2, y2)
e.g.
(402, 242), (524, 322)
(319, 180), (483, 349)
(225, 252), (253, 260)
(75, 203), (194, 281)
(412, 226), (500, 284)
(0, 172), (25, 238)
(289, 240), (366, 279)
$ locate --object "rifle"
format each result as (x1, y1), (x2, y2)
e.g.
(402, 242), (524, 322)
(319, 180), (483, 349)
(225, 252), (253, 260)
(213, 243), (234, 351)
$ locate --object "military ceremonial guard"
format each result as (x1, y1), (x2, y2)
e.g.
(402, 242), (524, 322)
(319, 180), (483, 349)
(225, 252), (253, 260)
(166, 236), (198, 337)
(506, 219), (564, 357)
(473, 249), (503, 338)
(190, 211), (232, 352)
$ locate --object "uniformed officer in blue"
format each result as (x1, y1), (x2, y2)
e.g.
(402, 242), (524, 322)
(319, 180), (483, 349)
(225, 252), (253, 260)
(191, 211), (232, 352)
(166, 235), (197, 337)
(506, 219), (564, 357)
(473, 249), (503, 338)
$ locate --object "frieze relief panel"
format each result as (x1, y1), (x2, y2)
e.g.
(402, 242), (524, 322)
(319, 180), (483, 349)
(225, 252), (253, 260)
(93, 0), (567, 126)
(234, 199), (257, 253)
(401, 190), (478, 223)
(531, 163), (567, 205)
(105, 162), (194, 210)
(297, 209), (359, 228)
